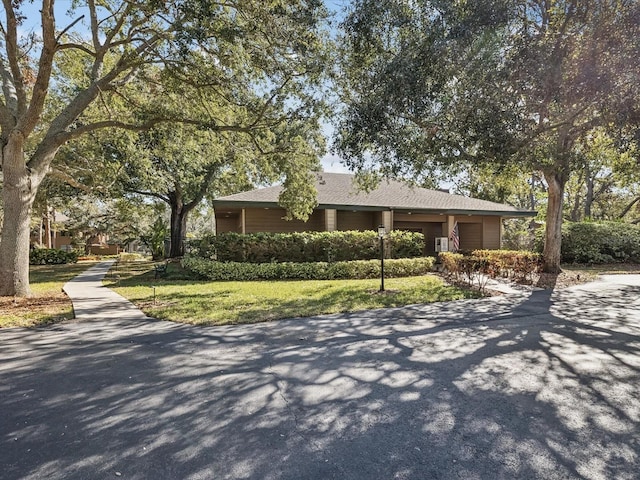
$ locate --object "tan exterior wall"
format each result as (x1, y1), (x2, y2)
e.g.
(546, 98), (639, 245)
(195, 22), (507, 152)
(458, 223), (483, 250)
(482, 216), (501, 250)
(216, 215), (241, 233)
(394, 213), (444, 223)
(336, 211), (376, 231)
(244, 208), (324, 233)
(89, 245), (120, 255)
(324, 209), (337, 231)
(453, 215), (502, 251)
(213, 207), (505, 250)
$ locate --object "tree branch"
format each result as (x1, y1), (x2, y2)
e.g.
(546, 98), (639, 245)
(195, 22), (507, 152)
(18, 0), (57, 136)
(619, 195), (640, 218)
(1, 0), (27, 114)
(55, 15), (85, 43)
(57, 43), (96, 56)
(127, 189), (170, 203)
(184, 166), (219, 213)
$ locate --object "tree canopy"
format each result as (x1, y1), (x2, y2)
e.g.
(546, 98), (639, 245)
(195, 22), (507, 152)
(0, 0), (330, 296)
(336, 0), (640, 272)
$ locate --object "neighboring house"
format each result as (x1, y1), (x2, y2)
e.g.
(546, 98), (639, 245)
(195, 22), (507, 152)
(30, 211), (121, 255)
(212, 172), (537, 254)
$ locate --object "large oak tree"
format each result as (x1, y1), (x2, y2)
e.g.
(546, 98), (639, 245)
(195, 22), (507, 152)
(0, 0), (329, 296)
(336, 0), (640, 272)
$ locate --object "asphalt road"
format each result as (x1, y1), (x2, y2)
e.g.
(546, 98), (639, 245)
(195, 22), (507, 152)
(2, 275), (640, 480)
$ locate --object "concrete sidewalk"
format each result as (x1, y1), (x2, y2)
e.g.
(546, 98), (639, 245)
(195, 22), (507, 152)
(62, 260), (150, 323)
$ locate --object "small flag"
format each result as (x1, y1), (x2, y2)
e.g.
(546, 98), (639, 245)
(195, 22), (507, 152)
(449, 222), (460, 252)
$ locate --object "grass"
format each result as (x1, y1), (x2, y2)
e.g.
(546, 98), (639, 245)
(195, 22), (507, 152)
(0, 262), (96, 328)
(8, 259), (633, 330)
(106, 260), (480, 326)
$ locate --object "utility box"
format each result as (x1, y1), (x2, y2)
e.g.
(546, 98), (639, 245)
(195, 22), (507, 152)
(435, 237), (449, 252)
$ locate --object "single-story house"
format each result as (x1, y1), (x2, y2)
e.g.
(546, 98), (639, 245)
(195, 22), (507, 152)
(212, 172), (536, 254)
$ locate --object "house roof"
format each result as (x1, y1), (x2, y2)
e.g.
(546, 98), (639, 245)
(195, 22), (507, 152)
(213, 172), (537, 217)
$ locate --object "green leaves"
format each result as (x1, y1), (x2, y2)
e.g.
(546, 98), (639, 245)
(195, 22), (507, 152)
(182, 256), (435, 282)
(190, 230), (425, 263)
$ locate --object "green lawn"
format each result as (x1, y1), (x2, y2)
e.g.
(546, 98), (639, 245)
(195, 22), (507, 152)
(0, 262), (96, 328)
(107, 261), (479, 325)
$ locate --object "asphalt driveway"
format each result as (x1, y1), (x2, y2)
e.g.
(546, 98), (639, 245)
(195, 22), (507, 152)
(2, 275), (640, 479)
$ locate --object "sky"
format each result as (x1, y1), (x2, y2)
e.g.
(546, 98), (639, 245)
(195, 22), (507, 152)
(320, 0), (352, 174)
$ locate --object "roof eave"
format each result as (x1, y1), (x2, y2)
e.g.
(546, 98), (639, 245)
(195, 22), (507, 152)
(213, 200), (537, 217)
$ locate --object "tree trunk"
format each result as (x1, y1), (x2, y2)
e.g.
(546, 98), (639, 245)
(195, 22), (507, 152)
(542, 171), (567, 274)
(169, 201), (188, 258)
(570, 192), (581, 222)
(585, 176), (594, 219)
(619, 196), (640, 219)
(45, 208), (52, 248)
(38, 216), (43, 246)
(0, 138), (40, 296)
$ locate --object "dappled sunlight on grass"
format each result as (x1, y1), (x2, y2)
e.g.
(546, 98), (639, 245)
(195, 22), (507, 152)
(107, 261), (479, 325)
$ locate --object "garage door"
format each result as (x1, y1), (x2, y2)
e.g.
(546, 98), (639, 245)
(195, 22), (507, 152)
(458, 223), (482, 251)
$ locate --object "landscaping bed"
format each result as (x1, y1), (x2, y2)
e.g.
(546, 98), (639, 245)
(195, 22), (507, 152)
(0, 262), (97, 328)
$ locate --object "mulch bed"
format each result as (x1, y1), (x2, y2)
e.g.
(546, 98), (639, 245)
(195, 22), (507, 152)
(0, 293), (71, 317)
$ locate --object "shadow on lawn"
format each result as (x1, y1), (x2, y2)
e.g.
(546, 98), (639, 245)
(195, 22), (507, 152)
(2, 277), (640, 479)
(116, 278), (475, 325)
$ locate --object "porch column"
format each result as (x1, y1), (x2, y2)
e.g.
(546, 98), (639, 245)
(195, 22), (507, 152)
(241, 209), (246, 234)
(446, 215), (456, 241)
(381, 210), (392, 232)
(324, 209), (337, 232)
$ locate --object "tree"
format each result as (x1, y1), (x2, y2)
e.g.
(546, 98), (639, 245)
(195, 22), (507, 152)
(120, 119), (323, 258)
(336, 0), (640, 272)
(0, 0), (329, 296)
(566, 129), (638, 221)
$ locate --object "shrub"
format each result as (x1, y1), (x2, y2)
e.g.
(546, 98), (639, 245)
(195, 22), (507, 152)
(438, 252), (464, 282)
(560, 221), (640, 264)
(118, 252), (146, 263)
(439, 250), (541, 291)
(29, 248), (79, 265)
(189, 230), (425, 263)
(182, 255), (435, 281)
(471, 250), (542, 280)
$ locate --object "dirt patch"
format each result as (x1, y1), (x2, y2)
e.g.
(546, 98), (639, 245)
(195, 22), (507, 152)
(532, 264), (640, 289)
(0, 293), (73, 327)
(0, 293), (70, 311)
(533, 271), (591, 289)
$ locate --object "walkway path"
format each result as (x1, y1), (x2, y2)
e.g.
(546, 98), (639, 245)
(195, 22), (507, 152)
(62, 260), (149, 322)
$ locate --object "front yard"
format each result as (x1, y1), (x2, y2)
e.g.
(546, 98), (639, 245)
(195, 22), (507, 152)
(4, 260), (640, 329)
(0, 262), (96, 328)
(105, 261), (479, 325)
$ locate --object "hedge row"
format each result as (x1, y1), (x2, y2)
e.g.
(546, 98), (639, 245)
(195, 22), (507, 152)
(188, 230), (424, 263)
(559, 221), (640, 264)
(439, 250), (541, 290)
(182, 255), (435, 281)
(30, 248), (79, 265)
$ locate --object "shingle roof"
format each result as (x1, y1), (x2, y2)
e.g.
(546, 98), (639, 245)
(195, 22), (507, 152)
(213, 172), (536, 217)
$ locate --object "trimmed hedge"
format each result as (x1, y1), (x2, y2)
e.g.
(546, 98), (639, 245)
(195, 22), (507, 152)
(439, 250), (541, 290)
(30, 248), (79, 265)
(560, 221), (640, 264)
(188, 230), (424, 263)
(182, 255), (435, 281)
(471, 250), (542, 280)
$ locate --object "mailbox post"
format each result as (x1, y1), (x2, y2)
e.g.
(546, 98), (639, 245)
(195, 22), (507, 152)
(378, 225), (386, 292)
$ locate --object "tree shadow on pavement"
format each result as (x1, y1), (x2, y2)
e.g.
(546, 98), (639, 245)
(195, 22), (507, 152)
(1, 277), (640, 480)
